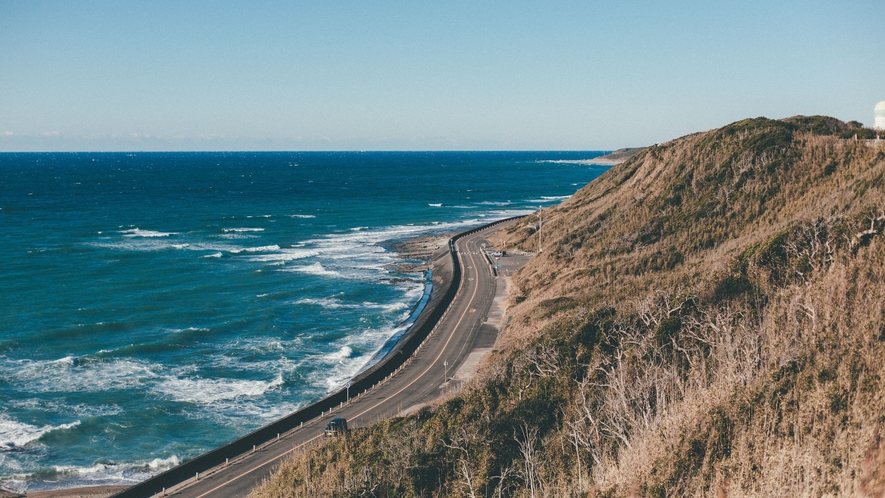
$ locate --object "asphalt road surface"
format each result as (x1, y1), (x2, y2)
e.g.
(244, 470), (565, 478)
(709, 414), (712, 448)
(158, 220), (526, 498)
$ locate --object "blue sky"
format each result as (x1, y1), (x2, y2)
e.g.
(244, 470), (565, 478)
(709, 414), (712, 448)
(1, 1), (883, 151)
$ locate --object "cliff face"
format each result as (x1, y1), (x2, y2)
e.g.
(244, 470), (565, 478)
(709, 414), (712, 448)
(253, 117), (885, 497)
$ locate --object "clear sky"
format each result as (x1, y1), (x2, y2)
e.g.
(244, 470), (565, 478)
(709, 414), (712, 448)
(1, 1), (883, 151)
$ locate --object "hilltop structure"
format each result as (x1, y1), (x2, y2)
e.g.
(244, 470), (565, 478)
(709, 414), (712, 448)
(876, 101), (885, 130)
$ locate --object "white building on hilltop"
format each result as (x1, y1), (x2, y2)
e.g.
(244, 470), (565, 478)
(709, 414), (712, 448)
(875, 101), (885, 130)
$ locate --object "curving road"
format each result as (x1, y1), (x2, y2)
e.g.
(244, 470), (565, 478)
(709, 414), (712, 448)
(143, 219), (525, 498)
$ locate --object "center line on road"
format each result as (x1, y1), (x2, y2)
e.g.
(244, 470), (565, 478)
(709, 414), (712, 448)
(193, 229), (495, 498)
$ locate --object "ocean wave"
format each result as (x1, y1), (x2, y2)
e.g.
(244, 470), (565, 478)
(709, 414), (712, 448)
(428, 203), (442, 207)
(308, 322), (412, 392)
(203, 252), (223, 258)
(217, 233), (259, 240)
(167, 327), (210, 334)
(537, 159), (602, 165)
(0, 415), (81, 451)
(153, 373), (284, 404)
(527, 195), (572, 203)
(222, 227), (265, 233)
(0, 453), (181, 494)
(8, 399), (122, 418)
(89, 238), (244, 254)
(284, 262), (341, 278)
(324, 346), (353, 362)
(290, 214), (316, 219)
(247, 248), (318, 262)
(229, 245), (281, 254)
(2, 356), (161, 394)
(120, 228), (176, 238)
(295, 297), (411, 315)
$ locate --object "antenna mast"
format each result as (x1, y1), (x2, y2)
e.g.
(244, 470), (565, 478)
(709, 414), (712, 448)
(538, 205), (542, 253)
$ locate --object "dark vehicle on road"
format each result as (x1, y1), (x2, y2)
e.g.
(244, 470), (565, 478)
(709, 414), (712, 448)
(324, 417), (348, 436)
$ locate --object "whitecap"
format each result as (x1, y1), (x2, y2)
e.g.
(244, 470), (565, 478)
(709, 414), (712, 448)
(528, 195), (572, 203)
(3, 356), (161, 393)
(120, 228), (176, 238)
(290, 214), (316, 219)
(537, 159), (598, 165)
(229, 245), (281, 254)
(222, 227), (265, 233)
(167, 327), (210, 334)
(428, 203), (442, 207)
(153, 374), (283, 404)
(284, 262), (341, 277)
(3, 453), (182, 494)
(147, 455), (181, 470)
(8, 399), (122, 418)
(202, 252), (223, 258)
(218, 233), (259, 240)
(0, 414), (81, 451)
(325, 346), (353, 362)
(247, 248), (318, 262)
(295, 297), (348, 309)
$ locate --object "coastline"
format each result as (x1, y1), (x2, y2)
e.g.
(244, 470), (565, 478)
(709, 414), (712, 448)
(1, 152), (602, 497)
(578, 147), (645, 165)
(7, 232), (455, 498)
(15, 219), (524, 498)
(16, 486), (127, 498)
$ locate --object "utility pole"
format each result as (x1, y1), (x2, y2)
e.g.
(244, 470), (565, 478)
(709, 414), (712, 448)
(538, 205), (542, 253)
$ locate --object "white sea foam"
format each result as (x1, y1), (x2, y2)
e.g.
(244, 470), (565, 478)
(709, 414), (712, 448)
(285, 262), (341, 277)
(295, 297), (350, 309)
(153, 373), (284, 404)
(223, 227), (265, 233)
(2, 453), (181, 494)
(3, 356), (160, 393)
(295, 297), (411, 315)
(0, 415), (81, 451)
(229, 245), (281, 254)
(309, 322), (412, 391)
(290, 214), (316, 219)
(167, 327), (210, 334)
(9, 399), (122, 418)
(428, 203), (442, 207)
(218, 233), (258, 240)
(90, 237), (242, 254)
(247, 248), (318, 262)
(325, 346), (353, 362)
(538, 159), (598, 165)
(528, 195), (572, 203)
(120, 228), (176, 238)
(203, 252), (223, 258)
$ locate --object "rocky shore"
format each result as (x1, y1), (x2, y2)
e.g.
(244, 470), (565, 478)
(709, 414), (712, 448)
(385, 233), (453, 274)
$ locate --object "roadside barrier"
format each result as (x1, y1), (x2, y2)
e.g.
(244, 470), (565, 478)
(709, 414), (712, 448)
(112, 216), (523, 498)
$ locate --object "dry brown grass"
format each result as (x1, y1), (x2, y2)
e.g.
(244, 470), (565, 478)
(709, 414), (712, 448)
(252, 117), (885, 497)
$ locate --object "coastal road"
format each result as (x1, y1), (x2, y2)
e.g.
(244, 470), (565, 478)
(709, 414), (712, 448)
(158, 220), (525, 498)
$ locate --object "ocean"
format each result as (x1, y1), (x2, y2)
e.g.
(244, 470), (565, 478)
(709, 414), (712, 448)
(0, 151), (608, 493)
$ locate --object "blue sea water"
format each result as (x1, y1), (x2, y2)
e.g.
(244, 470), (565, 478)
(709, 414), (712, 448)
(0, 151), (608, 492)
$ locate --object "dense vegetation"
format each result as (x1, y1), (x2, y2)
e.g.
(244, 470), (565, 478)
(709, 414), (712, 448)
(252, 117), (885, 497)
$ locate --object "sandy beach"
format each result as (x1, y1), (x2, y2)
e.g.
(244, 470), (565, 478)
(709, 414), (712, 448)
(3, 485), (126, 498)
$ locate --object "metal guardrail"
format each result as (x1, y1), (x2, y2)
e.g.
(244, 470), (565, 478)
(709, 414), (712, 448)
(112, 216), (523, 498)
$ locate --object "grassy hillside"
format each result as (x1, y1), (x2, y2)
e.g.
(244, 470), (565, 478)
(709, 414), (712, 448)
(251, 117), (885, 497)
